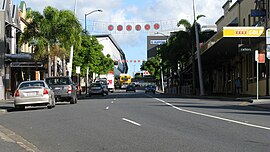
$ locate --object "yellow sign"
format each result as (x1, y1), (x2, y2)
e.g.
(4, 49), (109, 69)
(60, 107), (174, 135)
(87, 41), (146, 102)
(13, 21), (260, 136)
(223, 27), (265, 37)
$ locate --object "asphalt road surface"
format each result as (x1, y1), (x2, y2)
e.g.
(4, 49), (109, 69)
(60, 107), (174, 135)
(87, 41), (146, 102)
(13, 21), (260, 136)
(0, 90), (269, 152)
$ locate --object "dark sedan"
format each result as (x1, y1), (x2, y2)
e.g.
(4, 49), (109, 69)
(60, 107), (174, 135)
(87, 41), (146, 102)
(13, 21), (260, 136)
(126, 85), (136, 92)
(145, 85), (156, 94)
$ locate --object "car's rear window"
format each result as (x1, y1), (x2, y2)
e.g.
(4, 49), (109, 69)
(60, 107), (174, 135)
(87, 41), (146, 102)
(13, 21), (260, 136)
(19, 82), (45, 89)
(91, 83), (101, 87)
(46, 78), (71, 85)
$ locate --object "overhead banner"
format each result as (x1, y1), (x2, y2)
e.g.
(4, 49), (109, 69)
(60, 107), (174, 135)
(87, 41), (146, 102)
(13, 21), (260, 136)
(87, 19), (179, 33)
(223, 27), (265, 37)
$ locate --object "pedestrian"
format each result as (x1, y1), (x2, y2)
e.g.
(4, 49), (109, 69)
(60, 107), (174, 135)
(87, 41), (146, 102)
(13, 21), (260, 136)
(235, 77), (242, 94)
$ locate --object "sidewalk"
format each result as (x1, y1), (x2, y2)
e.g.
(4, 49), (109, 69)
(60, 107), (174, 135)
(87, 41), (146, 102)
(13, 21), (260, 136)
(158, 90), (270, 110)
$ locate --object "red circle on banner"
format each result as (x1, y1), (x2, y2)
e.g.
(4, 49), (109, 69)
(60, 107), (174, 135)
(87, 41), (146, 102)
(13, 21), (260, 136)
(117, 25), (123, 31)
(144, 24), (150, 30)
(154, 23), (160, 30)
(135, 25), (141, 31)
(108, 25), (114, 31)
(126, 25), (132, 31)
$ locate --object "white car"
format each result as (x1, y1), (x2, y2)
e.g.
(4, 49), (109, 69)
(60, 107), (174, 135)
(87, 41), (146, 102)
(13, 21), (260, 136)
(14, 80), (55, 110)
(121, 83), (129, 89)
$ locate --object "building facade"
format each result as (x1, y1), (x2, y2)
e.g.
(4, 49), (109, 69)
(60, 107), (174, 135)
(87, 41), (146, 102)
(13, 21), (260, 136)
(95, 34), (128, 77)
(181, 0), (270, 96)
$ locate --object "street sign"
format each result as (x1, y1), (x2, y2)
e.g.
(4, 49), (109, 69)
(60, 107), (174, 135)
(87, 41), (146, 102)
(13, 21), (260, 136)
(267, 29), (270, 44)
(258, 54), (265, 63)
(251, 9), (266, 17)
(76, 66), (80, 74)
(238, 44), (252, 52)
(223, 27), (264, 37)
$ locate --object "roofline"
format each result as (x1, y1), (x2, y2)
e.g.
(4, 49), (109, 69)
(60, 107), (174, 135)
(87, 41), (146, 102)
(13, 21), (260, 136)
(94, 34), (128, 73)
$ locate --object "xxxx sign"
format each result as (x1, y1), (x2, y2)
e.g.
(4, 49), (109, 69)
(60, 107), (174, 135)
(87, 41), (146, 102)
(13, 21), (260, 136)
(223, 27), (264, 37)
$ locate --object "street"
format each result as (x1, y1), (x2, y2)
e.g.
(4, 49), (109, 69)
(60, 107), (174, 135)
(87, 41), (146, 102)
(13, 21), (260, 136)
(0, 90), (269, 152)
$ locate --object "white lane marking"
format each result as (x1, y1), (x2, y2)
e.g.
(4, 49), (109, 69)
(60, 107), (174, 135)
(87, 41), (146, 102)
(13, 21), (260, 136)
(154, 98), (270, 131)
(122, 118), (141, 127)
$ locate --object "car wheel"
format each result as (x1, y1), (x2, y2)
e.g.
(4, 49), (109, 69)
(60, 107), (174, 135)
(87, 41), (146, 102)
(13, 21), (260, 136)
(75, 97), (78, 104)
(15, 105), (25, 110)
(47, 104), (53, 109)
(70, 97), (76, 104)
(50, 96), (56, 108)
(53, 98), (56, 107)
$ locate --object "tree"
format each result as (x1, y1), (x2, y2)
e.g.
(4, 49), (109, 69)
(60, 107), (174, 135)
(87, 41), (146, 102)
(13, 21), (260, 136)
(19, 6), (82, 77)
(140, 56), (161, 80)
(176, 15), (205, 94)
(73, 33), (114, 77)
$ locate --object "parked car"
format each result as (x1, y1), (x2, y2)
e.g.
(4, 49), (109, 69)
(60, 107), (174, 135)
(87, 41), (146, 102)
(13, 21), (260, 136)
(14, 80), (55, 110)
(126, 84), (136, 92)
(89, 83), (108, 96)
(145, 85), (156, 94)
(45, 76), (77, 104)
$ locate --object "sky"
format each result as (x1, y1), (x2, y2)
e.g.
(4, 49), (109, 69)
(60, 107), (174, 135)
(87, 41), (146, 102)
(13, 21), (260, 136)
(13, 0), (233, 76)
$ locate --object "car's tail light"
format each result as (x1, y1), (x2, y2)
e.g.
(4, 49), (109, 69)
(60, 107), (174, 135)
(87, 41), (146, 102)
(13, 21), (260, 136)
(43, 88), (49, 95)
(67, 85), (72, 94)
(14, 90), (20, 97)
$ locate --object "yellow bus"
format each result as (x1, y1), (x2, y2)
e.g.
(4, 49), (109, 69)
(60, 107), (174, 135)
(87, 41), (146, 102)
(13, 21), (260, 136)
(119, 74), (131, 89)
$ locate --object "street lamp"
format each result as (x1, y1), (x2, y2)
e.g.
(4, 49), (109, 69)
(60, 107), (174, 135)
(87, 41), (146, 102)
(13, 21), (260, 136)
(154, 32), (169, 41)
(84, 9), (102, 94)
(193, 0), (204, 96)
(84, 9), (103, 33)
(154, 32), (169, 93)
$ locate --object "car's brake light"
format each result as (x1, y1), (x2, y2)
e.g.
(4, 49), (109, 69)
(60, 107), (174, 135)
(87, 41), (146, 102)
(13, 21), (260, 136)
(14, 90), (20, 97)
(67, 85), (72, 94)
(43, 88), (49, 95)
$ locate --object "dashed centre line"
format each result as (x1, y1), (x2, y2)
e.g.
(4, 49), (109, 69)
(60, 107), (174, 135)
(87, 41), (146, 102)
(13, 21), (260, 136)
(122, 118), (141, 127)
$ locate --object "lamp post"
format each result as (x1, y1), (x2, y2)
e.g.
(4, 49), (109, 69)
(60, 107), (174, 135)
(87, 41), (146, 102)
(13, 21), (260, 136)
(84, 9), (103, 33)
(154, 32), (169, 93)
(154, 32), (169, 41)
(193, 0), (204, 96)
(84, 9), (102, 94)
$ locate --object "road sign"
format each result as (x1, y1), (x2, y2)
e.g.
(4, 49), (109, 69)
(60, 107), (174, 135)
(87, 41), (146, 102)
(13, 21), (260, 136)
(266, 29), (270, 44)
(76, 66), (80, 74)
(258, 54), (265, 63)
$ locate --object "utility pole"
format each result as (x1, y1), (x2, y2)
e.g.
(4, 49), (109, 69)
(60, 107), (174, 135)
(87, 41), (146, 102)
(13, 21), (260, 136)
(193, 0), (204, 96)
(68, 0), (77, 77)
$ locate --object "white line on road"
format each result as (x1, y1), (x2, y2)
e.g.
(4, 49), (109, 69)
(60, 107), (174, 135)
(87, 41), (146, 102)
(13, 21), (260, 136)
(122, 118), (141, 127)
(154, 97), (270, 131)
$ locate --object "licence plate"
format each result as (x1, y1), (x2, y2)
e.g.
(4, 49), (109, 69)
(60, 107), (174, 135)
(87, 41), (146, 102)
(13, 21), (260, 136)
(25, 92), (37, 96)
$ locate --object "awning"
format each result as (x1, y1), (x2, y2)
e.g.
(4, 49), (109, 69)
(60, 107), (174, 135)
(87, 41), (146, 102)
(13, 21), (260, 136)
(5, 53), (34, 61)
(10, 62), (43, 68)
(199, 27), (265, 67)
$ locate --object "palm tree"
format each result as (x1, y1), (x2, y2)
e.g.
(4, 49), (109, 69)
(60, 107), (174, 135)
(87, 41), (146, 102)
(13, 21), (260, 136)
(19, 6), (82, 77)
(177, 15), (205, 95)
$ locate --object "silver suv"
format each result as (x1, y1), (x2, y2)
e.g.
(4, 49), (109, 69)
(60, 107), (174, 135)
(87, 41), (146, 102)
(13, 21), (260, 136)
(45, 76), (78, 104)
(89, 82), (108, 96)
